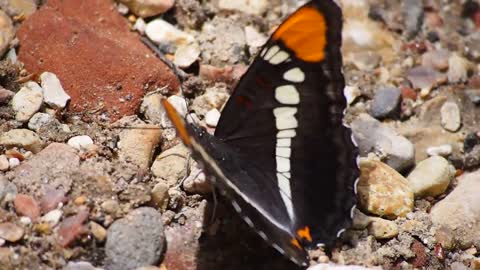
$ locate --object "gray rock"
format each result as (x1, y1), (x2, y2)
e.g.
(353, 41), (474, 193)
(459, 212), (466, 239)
(12, 82), (44, 122)
(402, 0), (423, 39)
(440, 101), (461, 132)
(105, 207), (165, 270)
(407, 156), (454, 197)
(431, 169), (480, 249)
(370, 87), (401, 119)
(351, 114), (415, 172)
(27, 112), (54, 131)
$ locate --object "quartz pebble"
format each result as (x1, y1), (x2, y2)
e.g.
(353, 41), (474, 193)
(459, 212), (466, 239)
(40, 72), (71, 109)
(357, 159), (414, 218)
(407, 156), (454, 197)
(146, 19), (194, 47)
(174, 43), (201, 68)
(0, 129), (43, 153)
(426, 144), (452, 156)
(440, 101), (461, 132)
(12, 82), (44, 122)
(41, 209), (63, 227)
(118, 0), (174, 18)
(8, 158), (20, 168)
(344, 85), (362, 105)
(67, 136), (94, 151)
(205, 108), (221, 127)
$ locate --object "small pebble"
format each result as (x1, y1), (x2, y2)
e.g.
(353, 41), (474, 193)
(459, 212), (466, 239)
(27, 112), (54, 132)
(407, 156), (455, 197)
(40, 72), (71, 109)
(101, 199), (120, 215)
(0, 238), (5, 246)
(116, 2), (129, 14)
(368, 217), (399, 239)
(351, 51), (381, 71)
(64, 261), (102, 270)
(68, 135), (94, 151)
(151, 182), (169, 211)
(426, 144), (452, 156)
(244, 26), (267, 48)
(0, 222), (24, 242)
(205, 108), (221, 127)
(183, 168), (211, 194)
(0, 87), (14, 104)
(40, 187), (68, 213)
(12, 82), (44, 122)
(57, 211), (89, 247)
(41, 209), (63, 227)
(421, 49), (450, 71)
(440, 101), (461, 132)
(174, 43), (201, 68)
(167, 95), (188, 119)
(217, 0), (268, 15)
(344, 85), (362, 105)
(14, 194), (41, 221)
(145, 19), (194, 47)
(0, 155), (9, 171)
(351, 208), (371, 229)
(448, 54), (471, 83)
(89, 221), (107, 242)
(19, 217), (31, 226)
(74, 195), (87, 205)
(118, 0), (174, 18)
(8, 158), (20, 168)
(151, 143), (190, 186)
(407, 66), (446, 91)
(133, 18), (147, 34)
(403, 0), (423, 39)
(0, 10), (14, 56)
(0, 129), (43, 153)
(370, 87), (402, 119)
(464, 132), (480, 152)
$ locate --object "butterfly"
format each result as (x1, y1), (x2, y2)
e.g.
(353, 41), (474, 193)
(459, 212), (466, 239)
(162, 0), (359, 267)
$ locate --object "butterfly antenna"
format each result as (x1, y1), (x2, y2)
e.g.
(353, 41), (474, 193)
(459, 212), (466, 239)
(210, 182), (218, 225)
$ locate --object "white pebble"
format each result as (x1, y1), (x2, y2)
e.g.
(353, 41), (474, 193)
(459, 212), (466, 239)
(12, 82), (43, 122)
(343, 85), (361, 105)
(117, 2), (129, 14)
(67, 135), (94, 150)
(41, 209), (63, 227)
(205, 109), (221, 127)
(244, 26), (267, 48)
(19, 217), (31, 225)
(440, 101), (461, 132)
(167, 95), (188, 118)
(426, 144), (453, 157)
(145, 19), (194, 47)
(0, 155), (8, 171)
(174, 43), (201, 68)
(40, 72), (71, 109)
(8, 158), (20, 168)
(133, 18), (146, 34)
(0, 238), (5, 247)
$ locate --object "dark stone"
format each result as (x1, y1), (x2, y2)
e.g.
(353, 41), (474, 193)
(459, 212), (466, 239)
(370, 87), (402, 119)
(464, 132), (480, 153)
(403, 0), (424, 39)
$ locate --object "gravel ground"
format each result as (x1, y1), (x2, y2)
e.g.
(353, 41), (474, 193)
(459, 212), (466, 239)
(1, 0), (480, 269)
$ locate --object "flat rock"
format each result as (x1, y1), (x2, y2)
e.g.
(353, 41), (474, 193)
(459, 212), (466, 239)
(368, 217), (399, 239)
(440, 101), (461, 132)
(17, 0), (179, 122)
(12, 143), (79, 197)
(117, 118), (161, 170)
(151, 143), (190, 186)
(0, 223), (24, 242)
(370, 87), (402, 119)
(431, 169), (480, 249)
(407, 156), (454, 197)
(40, 72), (70, 109)
(351, 113), (415, 172)
(27, 112), (54, 132)
(118, 0), (174, 18)
(12, 82), (44, 122)
(357, 159), (414, 219)
(0, 10), (14, 57)
(0, 129), (43, 153)
(105, 207), (165, 270)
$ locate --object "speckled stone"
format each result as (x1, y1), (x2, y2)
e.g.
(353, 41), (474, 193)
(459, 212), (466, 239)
(357, 159), (414, 219)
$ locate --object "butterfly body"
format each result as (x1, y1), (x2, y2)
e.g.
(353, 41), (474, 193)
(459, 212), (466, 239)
(163, 0), (359, 266)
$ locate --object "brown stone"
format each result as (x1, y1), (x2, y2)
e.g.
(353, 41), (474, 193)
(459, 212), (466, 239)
(17, 0), (179, 122)
(14, 194), (40, 221)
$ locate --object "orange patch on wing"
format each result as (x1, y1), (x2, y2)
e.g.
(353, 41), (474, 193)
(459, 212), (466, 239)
(161, 98), (192, 146)
(291, 238), (302, 250)
(297, 226), (313, 242)
(272, 6), (327, 62)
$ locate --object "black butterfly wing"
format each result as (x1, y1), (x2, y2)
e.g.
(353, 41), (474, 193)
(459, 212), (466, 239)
(214, 0), (359, 248)
(162, 100), (309, 266)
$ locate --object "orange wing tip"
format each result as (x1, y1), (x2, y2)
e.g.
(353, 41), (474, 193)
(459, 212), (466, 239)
(297, 226), (313, 242)
(272, 6), (327, 62)
(161, 98), (192, 146)
(291, 238), (302, 250)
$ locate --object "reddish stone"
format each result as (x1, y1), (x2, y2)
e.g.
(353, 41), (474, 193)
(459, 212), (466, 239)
(14, 194), (41, 221)
(39, 186), (68, 214)
(410, 240), (428, 268)
(199, 64), (247, 85)
(17, 0), (180, 122)
(57, 210), (89, 247)
(401, 87), (417, 101)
